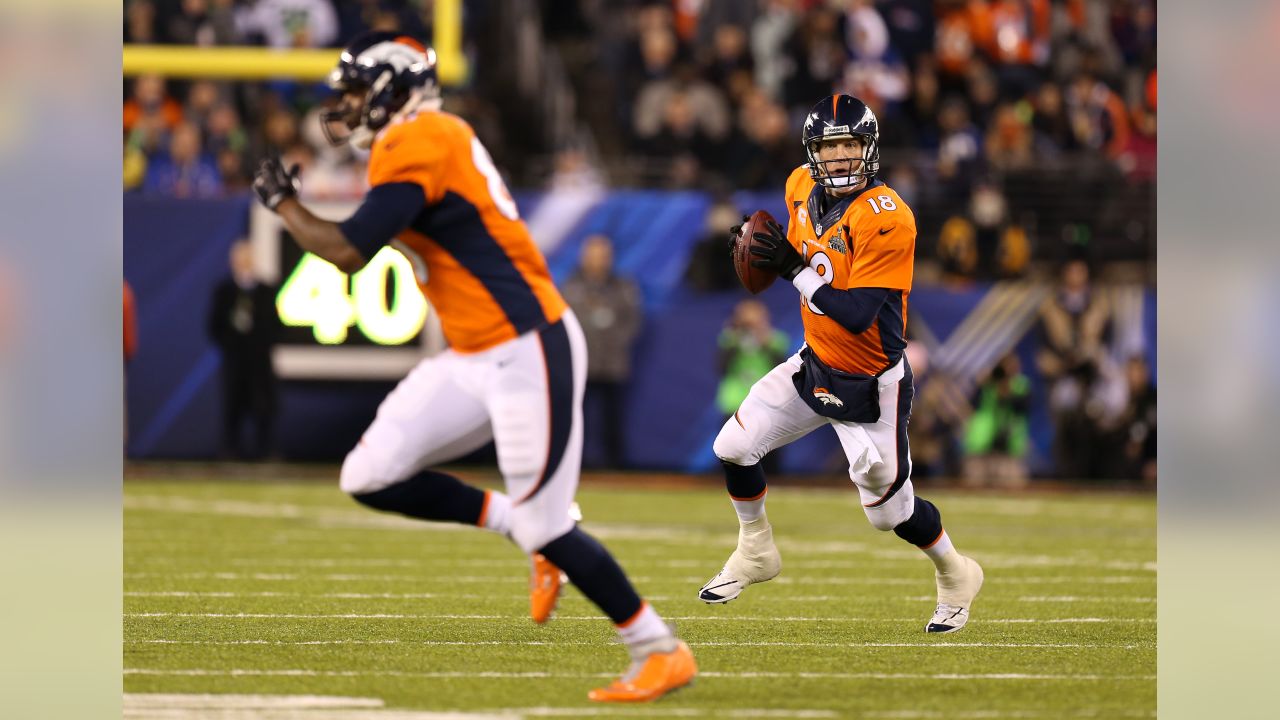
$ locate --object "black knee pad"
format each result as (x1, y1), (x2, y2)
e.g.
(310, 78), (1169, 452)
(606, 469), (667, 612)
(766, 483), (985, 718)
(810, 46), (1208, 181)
(722, 460), (767, 500)
(893, 497), (943, 547)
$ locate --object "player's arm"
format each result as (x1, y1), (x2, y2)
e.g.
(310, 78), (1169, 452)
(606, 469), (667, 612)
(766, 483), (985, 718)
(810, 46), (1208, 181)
(797, 281), (892, 334)
(252, 158), (424, 274)
(747, 218), (893, 334)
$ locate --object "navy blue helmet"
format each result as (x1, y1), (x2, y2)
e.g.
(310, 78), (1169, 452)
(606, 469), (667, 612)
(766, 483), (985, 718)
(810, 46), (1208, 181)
(801, 94), (880, 190)
(321, 32), (440, 148)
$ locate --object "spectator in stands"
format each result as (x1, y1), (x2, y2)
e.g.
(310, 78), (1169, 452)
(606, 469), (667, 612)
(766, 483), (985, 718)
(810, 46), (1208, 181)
(685, 198), (744, 292)
(716, 299), (790, 474)
(935, 96), (982, 203)
(1066, 70), (1131, 160)
(839, 0), (911, 110)
(933, 0), (988, 89)
(1036, 256), (1114, 479)
(125, 0), (158, 43)
(208, 239), (280, 461)
(969, 181), (1008, 278)
(124, 74), (184, 149)
(183, 81), (225, 139)
(168, 0), (240, 46)
(984, 0), (1050, 99)
(1030, 81), (1076, 156)
(985, 103), (1034, 173)
(780, 5), (846, 109)
(123, 280), (139, 445)
(234, 0), (339, 48)
(749, 0), (799, 102)
(123, 141), (148, 192)
(962, 352), (1030, 489)
(561, 235), (644, 469)
(726, 88), (793, 190)
(143, 121), (223, 197)
(1118, 354), (1156, 484)
(207, 102), (252, 190)
(634, 76), (730, 188)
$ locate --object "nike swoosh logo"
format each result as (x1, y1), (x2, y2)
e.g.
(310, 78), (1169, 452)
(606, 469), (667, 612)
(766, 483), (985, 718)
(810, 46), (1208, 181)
(703, 581), (737, 591)
(879, 227), (893, 235)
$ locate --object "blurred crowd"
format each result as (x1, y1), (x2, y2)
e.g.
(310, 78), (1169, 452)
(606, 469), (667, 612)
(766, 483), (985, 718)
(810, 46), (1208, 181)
(576, 0), (1155, 188)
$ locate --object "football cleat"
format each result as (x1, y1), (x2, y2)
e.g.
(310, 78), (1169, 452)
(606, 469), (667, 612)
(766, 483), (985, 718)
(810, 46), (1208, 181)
(698, 518), (781, 604)
(926, 553), (984, 633)
(529, 552), (566, 624)
(588, 639), (697, 703)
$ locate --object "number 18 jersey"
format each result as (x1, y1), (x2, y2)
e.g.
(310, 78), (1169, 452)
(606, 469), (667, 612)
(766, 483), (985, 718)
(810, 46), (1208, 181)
(783, 166), (916, 376)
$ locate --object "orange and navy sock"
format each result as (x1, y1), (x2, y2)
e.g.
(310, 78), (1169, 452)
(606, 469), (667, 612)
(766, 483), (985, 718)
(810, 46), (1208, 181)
(475, 490), (512, 535)
(539, 526), (642, 625)
(616, 601), (674, 647)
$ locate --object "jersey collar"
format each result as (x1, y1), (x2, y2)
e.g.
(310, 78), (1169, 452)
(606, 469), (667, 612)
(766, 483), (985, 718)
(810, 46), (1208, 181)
(808, 178), (884, 236)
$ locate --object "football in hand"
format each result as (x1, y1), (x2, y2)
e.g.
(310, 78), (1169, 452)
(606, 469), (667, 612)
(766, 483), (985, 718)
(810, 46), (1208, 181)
(732, 209), (780, 295)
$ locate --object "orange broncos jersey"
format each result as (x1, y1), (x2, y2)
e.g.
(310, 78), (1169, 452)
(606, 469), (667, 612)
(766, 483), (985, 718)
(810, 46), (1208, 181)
(784, 166), (915, 375)
(364, 110), (566, 353)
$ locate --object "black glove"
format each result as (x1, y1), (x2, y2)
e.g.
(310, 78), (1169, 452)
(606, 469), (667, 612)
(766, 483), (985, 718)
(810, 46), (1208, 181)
(253, 157), (301, 211)
(749, 218), (805, 280)
(727, 214), (750, 253)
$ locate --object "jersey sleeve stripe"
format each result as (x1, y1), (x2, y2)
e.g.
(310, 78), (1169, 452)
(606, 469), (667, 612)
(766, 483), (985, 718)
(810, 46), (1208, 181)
(339, 181), (427, 259)
(411, 191), (549, 335)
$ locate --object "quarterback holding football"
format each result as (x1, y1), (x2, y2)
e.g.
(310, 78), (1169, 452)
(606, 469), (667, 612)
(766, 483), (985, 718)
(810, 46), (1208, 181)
(706, 94), (984, 634)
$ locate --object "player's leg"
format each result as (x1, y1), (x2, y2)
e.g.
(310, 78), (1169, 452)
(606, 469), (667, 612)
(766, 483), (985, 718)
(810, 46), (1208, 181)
(486, 311), (694, 702)
(700, 352), (826, 603)
(834, 359), (983, 633)
(337, 351), (511, 533)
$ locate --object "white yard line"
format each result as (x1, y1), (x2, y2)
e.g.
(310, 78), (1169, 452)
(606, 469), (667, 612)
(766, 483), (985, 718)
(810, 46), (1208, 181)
(123, 572), (1153, 586)
(123, 668), (1154, 682)
(126, 638), (1141, 649)
(126, 612), (1154, 623)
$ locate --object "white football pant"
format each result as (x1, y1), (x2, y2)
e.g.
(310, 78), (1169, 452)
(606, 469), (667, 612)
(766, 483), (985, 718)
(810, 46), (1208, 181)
(713, 351), (916, 531)
(340, 309), (587, 553)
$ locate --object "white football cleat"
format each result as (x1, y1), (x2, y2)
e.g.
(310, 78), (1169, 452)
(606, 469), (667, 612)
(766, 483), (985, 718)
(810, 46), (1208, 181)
(926, 553), (984, 633)
(698, 518), (781, 604)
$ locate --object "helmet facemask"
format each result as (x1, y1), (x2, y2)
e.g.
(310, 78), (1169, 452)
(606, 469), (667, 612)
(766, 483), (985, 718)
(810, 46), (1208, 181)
(806, 133), (879, 191)
(319, 40), (440, 150)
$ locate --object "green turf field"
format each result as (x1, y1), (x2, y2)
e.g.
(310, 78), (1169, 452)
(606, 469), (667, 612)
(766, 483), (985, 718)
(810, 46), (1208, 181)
(124, 470), (1155, 719)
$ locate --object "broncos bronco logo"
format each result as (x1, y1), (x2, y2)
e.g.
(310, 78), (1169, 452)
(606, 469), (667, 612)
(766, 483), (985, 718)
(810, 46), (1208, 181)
(812, 387), (844, 407)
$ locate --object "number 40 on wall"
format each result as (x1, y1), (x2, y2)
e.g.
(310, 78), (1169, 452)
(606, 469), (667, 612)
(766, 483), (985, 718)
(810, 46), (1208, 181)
(276, 247), (427, 345)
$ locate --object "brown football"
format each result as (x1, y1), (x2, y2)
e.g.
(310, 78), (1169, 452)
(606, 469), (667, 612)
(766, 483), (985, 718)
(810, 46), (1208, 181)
(733, 209), (780, 295)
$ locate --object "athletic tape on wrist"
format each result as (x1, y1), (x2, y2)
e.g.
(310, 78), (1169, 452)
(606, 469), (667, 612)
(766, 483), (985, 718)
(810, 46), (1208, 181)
(792, 267), (826, 302)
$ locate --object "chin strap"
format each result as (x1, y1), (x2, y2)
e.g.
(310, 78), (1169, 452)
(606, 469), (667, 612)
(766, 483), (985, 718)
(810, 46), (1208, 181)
(352, 89), (440, 150)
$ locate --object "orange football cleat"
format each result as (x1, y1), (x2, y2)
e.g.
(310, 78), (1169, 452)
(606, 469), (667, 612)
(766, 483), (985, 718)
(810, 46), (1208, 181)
(529, 553), (565, 624)
(588, 640), (697, 703)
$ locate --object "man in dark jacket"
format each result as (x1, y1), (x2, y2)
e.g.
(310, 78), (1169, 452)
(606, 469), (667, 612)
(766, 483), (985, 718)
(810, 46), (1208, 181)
(208, 239), (280, 460)
(561, 235), (643, 469)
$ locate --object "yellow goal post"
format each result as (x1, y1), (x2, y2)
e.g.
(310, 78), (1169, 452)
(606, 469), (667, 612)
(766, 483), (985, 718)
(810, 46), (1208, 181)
(122, 0), (466, 83)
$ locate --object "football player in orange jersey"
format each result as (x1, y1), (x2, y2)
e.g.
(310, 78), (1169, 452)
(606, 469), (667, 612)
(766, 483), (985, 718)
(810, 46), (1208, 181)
(699, 95), (984, 633)
(252, 33), (694, 701)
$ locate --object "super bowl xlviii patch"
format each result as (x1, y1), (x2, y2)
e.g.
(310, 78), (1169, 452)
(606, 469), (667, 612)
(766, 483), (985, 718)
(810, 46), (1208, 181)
(828, 226), (847, 254)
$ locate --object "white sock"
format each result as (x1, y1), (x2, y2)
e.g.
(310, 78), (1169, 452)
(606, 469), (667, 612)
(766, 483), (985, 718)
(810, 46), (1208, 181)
(616, 601), (675, 652)
(922, 530), (958, 570)
(478, 490), (512, 536)
(730, 489), (767, 523)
